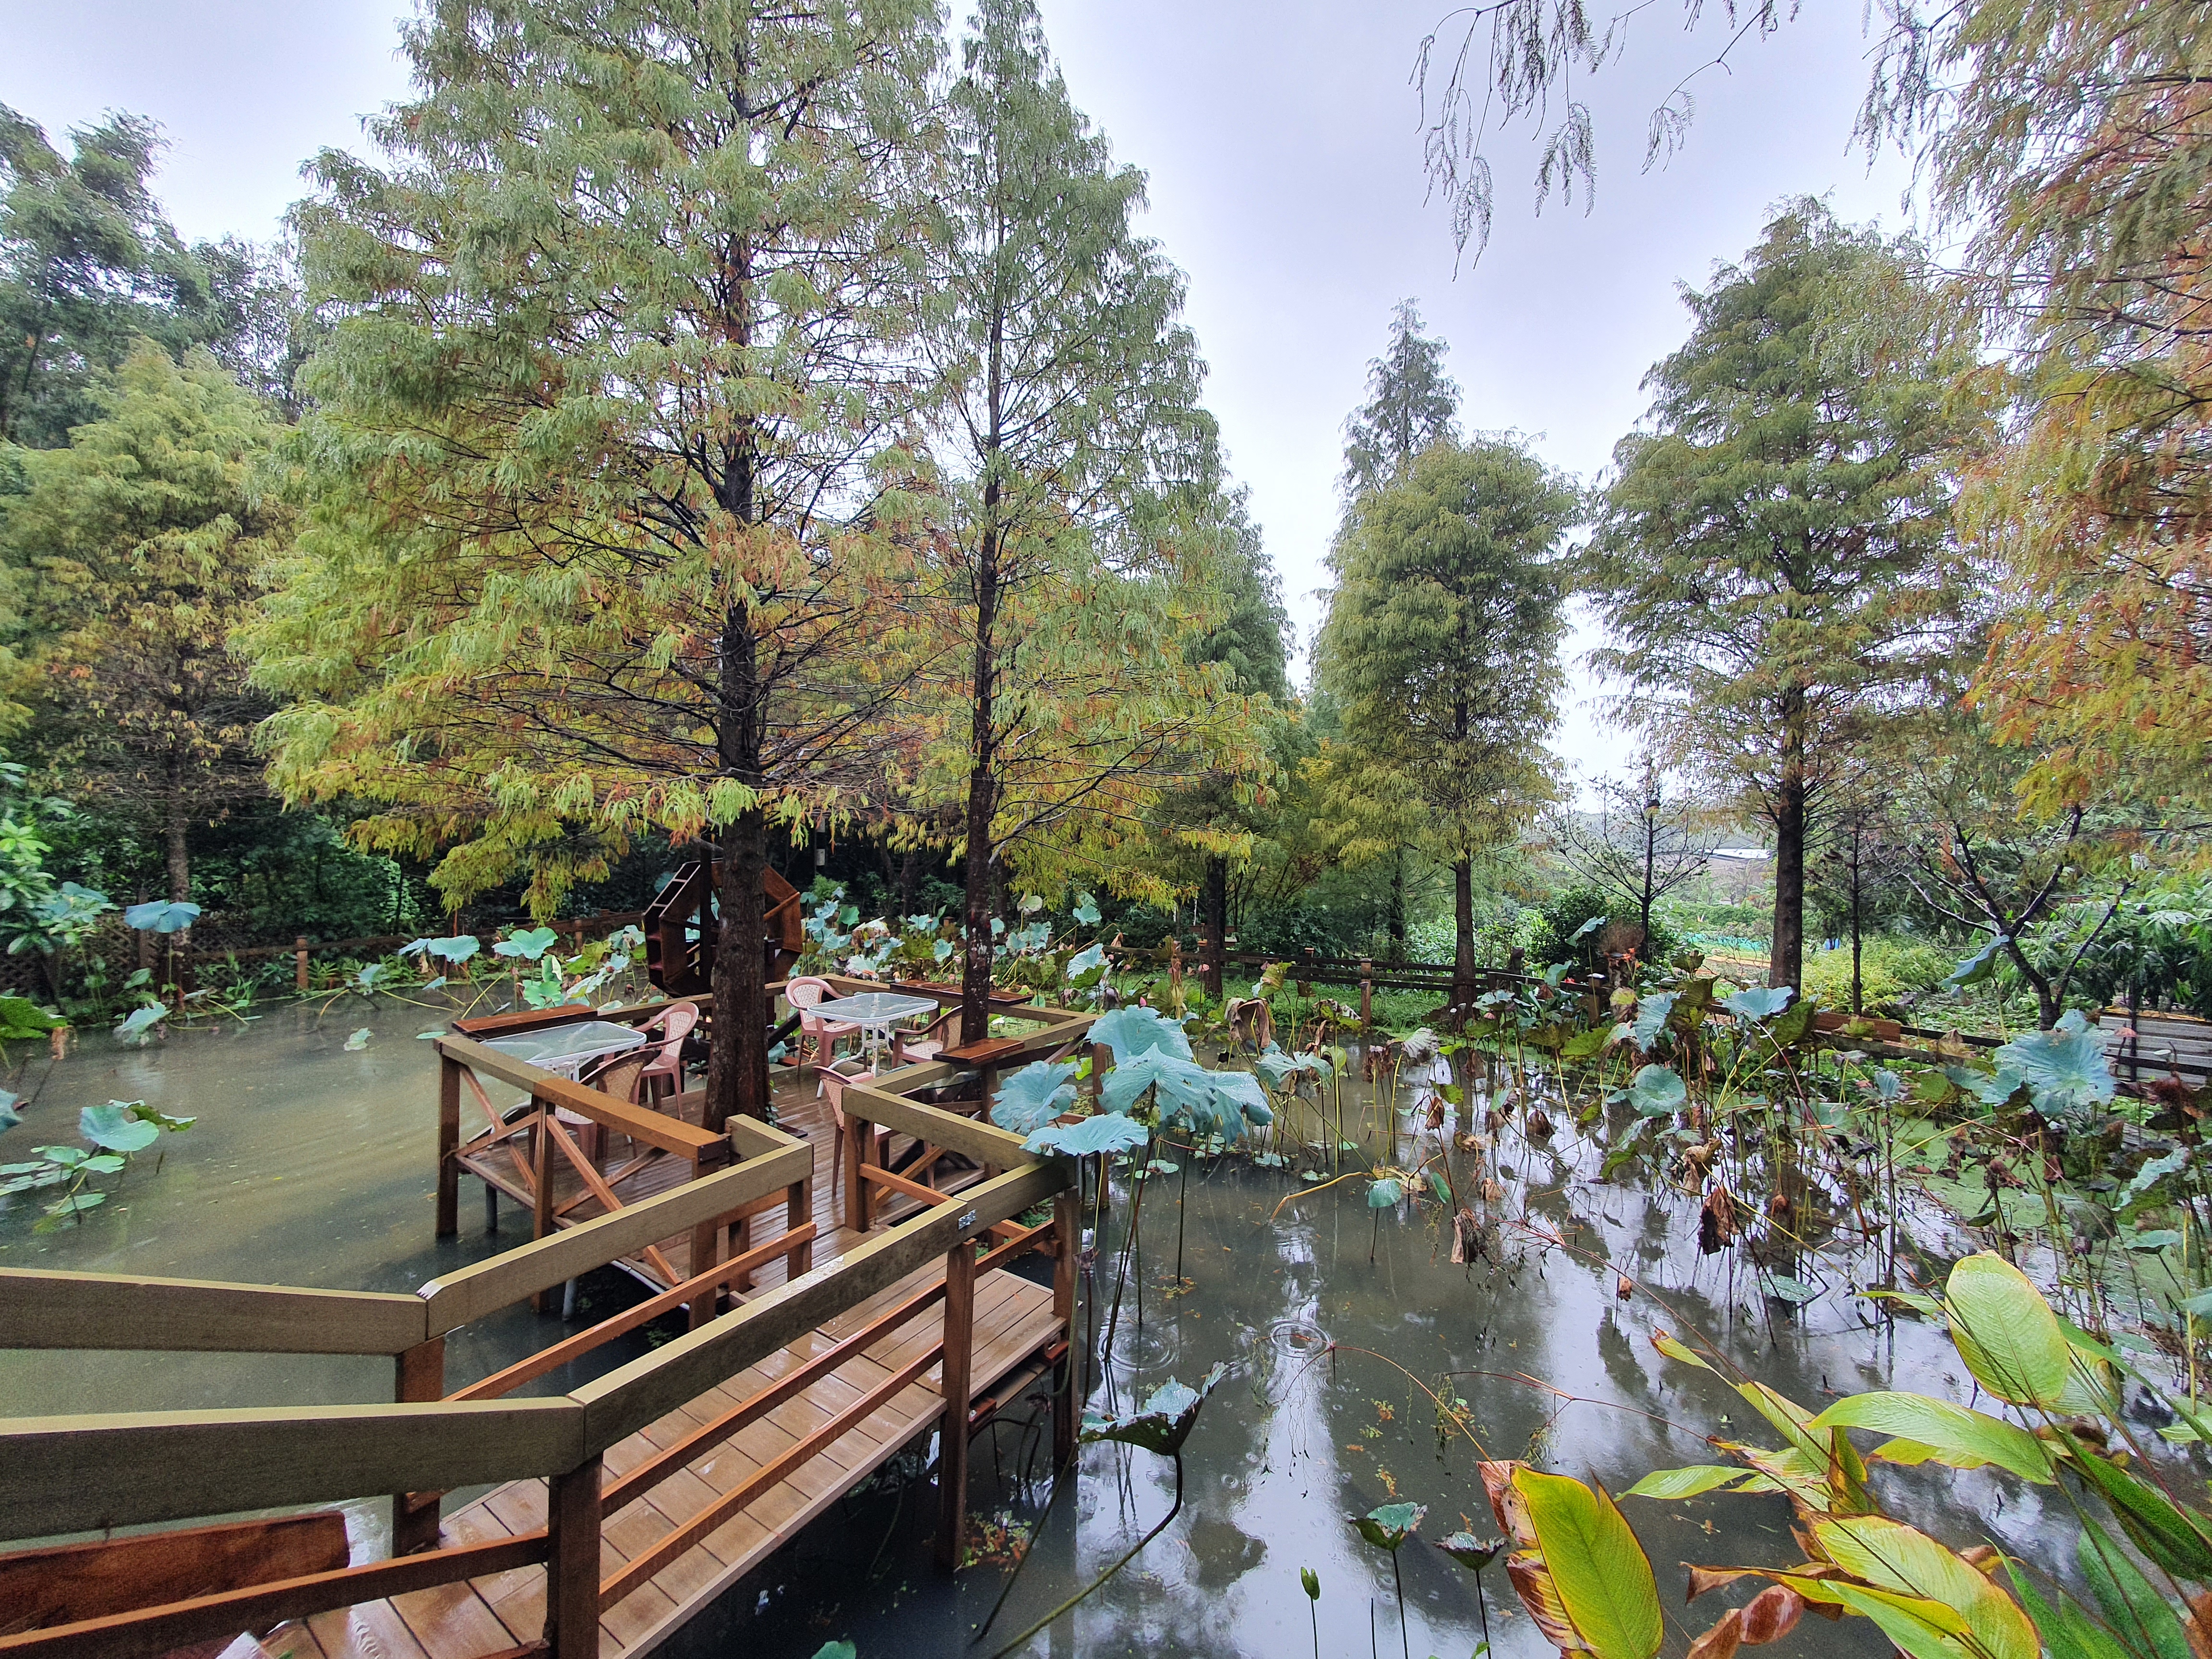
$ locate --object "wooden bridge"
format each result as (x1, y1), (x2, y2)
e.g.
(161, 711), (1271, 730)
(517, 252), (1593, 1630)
(0, 992), (1098, 1659)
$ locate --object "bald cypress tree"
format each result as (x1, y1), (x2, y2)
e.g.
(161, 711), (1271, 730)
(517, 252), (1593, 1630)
(918, 0), (1254, 1042)
(251, 0), (941, 1129)
(1587, 202), (1978, 995)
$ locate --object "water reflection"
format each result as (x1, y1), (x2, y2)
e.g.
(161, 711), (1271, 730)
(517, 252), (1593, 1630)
(2, 1020), (2007, 1658)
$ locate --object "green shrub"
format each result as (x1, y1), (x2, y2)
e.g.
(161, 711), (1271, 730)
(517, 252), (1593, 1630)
(1531, 884), (1679, 976)
(1802, 936), (1955, 1014)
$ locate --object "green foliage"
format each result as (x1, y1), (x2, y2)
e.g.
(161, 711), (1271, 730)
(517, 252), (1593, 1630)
(1587, 200), (1982, 991)
(1314, 435), (1575, 975)
(0, 106), (224, 448)
(6, 341), (287, 903)
(1802, 936), (1954, 1017)
(1340, 301), (1459, 496)
(0, 1096), (191, 1230)
(1535, 883), (1678, 974)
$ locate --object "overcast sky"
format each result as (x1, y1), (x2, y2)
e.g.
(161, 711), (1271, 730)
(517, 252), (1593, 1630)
(2, 0), (1915, 795)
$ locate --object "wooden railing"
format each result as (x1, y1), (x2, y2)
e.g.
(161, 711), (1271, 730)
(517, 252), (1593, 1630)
(0, 1036), (1082, 1659)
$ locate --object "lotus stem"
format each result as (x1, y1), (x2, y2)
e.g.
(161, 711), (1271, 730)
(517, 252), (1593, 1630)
(983, 1451), (1184, 1659)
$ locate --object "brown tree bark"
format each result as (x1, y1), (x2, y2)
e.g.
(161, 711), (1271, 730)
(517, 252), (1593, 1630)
(1453, 854), (1476, 1010)
(958, 506), (1002, 1048)
(1769, 710), (1807, 996)
(1201, 854), (1227, 998)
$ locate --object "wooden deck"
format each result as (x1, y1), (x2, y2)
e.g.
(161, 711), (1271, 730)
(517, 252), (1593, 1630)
(457, 1069), (989, 1289)
(272, 1074), (1055, 1659)
(271, 1259), (1056, 1659)
(0, 993), (1096, 1659)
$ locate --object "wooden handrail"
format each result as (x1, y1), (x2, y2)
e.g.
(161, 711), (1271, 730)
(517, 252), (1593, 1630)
(449, 1223), (817, 1402)
(0, 1269), (429, 1356)
(417, 1136), (810, 1332)
(570, 1159), (1067, 1455)
(1, 1397), (586, 1539)
(437, 1034), (727, 1162)
(0, 1533), (551, 1659)
(843, 1083), (1030, 1168)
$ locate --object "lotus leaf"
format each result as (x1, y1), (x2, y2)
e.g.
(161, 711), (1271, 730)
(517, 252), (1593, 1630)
(1629, 992), (1676, 1049)
(114, 1005), (167, 1045)
(1089, 1005), (1192, 1061)
(123, 900), (200, 934)
(1072, 892), (1101, 926)
(1724, 985), (1793, 1019)
(1024, 1113), (1150, 1158)
(1945, 934), (2011, 989)
(1353, 1502), (1426, 1550)
(1989, 1011), (2114, 1124)
(1079, 1362), (1227, 1455)
(79, 1102), (158, 1153)
(493, 926), (560, 961)
(990, 1060), (1079, 1132)
(1368, 1177), (1404, 1208)
(1627, 1064), (1685, 1116)
(1102, 1045), (1215, 1115)
(1435, 1531), (1504, 1570)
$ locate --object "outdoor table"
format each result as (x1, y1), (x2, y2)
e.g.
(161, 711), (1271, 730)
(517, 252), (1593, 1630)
(806, 991), (940, 1071)
(484, 1019), (648, 1079)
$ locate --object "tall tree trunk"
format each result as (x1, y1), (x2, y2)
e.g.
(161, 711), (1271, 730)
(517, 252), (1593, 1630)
(1387, 849), (1406, 957)
(1453, 855), (1475, 1010)
(959, 513), (1001, 1047)
(707, 590), (769, 1132)
(1770, 718), (1807, 996)
(164, 769), (190, 904)
(1847, 827), (1864, 1015)
(1201, 854), (1227, 998)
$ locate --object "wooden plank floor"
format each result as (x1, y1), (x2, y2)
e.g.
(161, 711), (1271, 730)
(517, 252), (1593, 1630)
(259, 1075), (1060, 1659)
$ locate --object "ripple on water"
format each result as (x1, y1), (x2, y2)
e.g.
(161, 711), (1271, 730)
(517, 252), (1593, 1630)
(1268, 1315), (1329, 1357)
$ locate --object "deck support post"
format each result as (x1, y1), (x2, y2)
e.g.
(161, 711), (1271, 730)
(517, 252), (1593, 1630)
(687, 1218), (720, 1330)
(392, 1336), (446, 1556)
(848, 1107), (874, 1234)
(935, 1236), (975, 1571)
(1052, 1189), (1081, 1467)
(544, 1454), (603, 1659)
(1359, 960), (1373, 1031)
(436, 1056), (461, 1238)
(531, 1096), (557, 1313)
(785, 1177), (812, 1280)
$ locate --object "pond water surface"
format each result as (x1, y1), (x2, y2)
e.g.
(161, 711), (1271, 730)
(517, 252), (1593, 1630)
(0, 1003), (2122, 1659)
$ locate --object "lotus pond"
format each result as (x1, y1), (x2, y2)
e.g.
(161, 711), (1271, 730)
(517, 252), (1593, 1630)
(2, 976), (2207, 1659)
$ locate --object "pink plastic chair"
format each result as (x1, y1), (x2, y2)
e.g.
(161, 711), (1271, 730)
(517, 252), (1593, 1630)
(633, 1002), (699, 1111)
(816, 1058), (891, 1198)
(785, 976), (860, 1068)
(892, 1005), (959, 1066)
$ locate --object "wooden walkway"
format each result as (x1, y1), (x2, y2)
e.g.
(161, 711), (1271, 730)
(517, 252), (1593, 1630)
(0, 998), (1098, 1659)
(279, 1259), (1056, 1659)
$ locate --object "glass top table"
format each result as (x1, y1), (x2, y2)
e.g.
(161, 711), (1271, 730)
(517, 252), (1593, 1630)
(484, 1019), (648, 1077)
(807, 992), (940, 1067)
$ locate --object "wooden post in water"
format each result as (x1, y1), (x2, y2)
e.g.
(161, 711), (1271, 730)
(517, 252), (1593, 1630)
(392, 1336), (446, 1556)
(1359, 959), (1373, 1031)
(544, 1453), (603, 1659)
(435, 1055), (461, 1238)
(936, 1236), (975, 1570)
(1052, 1188), (1081, 1467)
(294, 936), (309, 993)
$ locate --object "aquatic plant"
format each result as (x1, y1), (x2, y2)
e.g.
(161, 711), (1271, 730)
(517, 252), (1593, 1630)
(0, 1098), (193, 1230)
